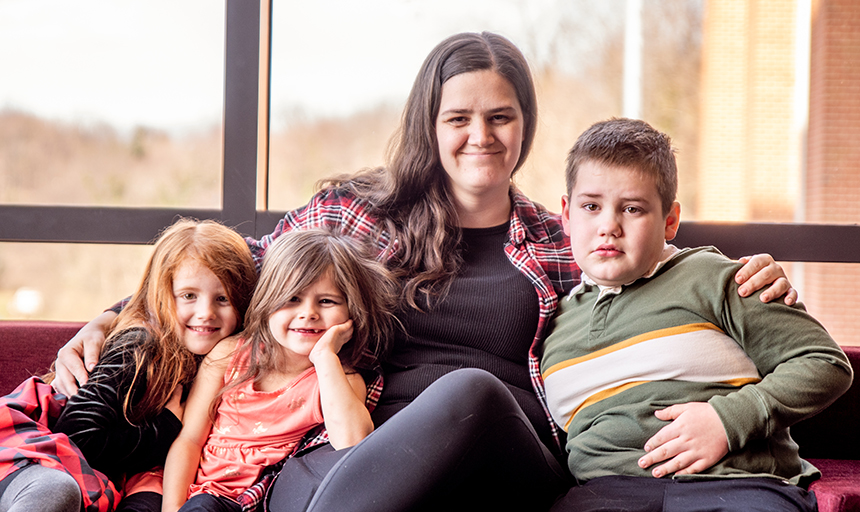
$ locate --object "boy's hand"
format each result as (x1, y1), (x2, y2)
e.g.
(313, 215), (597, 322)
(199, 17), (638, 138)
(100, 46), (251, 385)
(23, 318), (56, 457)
(735, 254), (797, 305)
(638, 402), (728, 478)
(309, 320), (354, 365)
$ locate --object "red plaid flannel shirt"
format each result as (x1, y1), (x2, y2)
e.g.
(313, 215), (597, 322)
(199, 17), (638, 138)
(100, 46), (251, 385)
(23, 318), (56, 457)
(0, 377), (119, 512)
(239, 186), (579, 511)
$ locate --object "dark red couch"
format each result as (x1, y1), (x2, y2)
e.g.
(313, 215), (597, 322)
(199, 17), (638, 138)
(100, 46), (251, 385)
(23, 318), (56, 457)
(0, 320), (857, 511)
(0, 320), (86, 393)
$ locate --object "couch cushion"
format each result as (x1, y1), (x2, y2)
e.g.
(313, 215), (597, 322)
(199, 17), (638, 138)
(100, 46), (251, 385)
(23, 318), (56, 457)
(0, 321), (85, 395)
(808, 459), (860, 512)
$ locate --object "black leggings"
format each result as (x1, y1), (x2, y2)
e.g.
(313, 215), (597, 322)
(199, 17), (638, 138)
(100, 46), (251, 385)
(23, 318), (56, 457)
(266, 368), (570, 512)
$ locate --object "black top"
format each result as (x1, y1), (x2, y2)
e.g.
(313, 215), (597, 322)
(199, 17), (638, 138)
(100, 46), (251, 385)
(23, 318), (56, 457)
(54, 328), (185, 483)
(373, 223), (551, 445)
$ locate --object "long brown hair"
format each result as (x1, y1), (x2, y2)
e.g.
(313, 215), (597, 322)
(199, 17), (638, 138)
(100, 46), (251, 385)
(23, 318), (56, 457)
(109, 218), (257, 423)
(224, 228), (397, 396)
(324, 31), (538, 308)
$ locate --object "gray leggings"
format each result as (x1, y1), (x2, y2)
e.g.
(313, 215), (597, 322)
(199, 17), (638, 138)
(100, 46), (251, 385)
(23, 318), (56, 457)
(0, 464), (81, 512)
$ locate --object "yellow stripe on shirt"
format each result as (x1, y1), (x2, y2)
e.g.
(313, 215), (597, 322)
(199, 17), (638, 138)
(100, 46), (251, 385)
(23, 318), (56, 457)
(542, 323), (725, 379)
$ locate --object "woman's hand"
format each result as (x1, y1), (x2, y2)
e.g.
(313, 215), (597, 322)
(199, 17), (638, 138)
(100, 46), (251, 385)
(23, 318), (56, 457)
(734, 254), (797, 305)
(53, 310), (117, 396)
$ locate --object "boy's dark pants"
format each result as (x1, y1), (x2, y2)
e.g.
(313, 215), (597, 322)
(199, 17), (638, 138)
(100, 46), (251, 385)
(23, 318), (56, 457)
(550, 474), (817, 512)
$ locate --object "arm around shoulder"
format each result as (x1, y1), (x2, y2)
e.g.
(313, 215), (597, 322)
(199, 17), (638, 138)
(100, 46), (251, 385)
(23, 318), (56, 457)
(53, 310), (117, 396)
(735, 254), (798, 305)
(247, 187), (356, 261)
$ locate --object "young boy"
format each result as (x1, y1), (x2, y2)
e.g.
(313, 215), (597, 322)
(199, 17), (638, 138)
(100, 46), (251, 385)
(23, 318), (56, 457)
(541, 118), (853, 512)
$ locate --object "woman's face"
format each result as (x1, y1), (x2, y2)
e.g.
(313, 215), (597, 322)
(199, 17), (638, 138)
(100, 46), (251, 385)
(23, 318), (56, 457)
(435, 69), (524, 206)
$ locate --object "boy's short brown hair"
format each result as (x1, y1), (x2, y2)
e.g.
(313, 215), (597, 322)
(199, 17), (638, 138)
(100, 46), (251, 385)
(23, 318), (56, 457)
(565, 118), (678, 215)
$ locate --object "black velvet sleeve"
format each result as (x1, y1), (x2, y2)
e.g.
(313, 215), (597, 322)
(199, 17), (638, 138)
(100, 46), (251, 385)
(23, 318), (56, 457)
(53, 328), (184, 482)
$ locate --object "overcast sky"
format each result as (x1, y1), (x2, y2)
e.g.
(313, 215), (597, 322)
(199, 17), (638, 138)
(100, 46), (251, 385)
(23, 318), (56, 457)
(0, 0), (609, 134)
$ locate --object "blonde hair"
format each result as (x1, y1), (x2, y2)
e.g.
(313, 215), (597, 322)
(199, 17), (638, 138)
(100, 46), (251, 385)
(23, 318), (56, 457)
(109, 218), (257, 423)
(227, 228), (398, 394)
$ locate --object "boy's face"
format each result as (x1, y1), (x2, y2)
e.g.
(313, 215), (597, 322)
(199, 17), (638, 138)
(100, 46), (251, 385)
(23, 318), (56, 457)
(562, 160), (680, 287)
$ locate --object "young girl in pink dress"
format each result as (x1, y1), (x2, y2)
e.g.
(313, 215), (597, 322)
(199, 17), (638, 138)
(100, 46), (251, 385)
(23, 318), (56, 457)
(161, 228), (397, 512)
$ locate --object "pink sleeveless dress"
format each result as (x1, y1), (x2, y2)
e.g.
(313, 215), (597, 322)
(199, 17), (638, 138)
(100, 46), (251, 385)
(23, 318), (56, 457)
(188, 348), (323, 500)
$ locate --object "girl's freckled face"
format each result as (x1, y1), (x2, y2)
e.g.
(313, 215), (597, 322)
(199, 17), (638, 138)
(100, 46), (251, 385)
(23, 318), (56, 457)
(173, 260), (239, 355)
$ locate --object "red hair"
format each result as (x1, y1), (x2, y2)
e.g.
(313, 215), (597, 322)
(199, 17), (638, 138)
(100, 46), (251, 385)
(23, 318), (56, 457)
(110, 218), (257, 423)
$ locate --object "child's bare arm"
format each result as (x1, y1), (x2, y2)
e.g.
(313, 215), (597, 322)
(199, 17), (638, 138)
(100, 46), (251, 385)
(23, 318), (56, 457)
(309, 321), (374, 449)
(161, 337), (236, 512)
(637, 402), (728, 478)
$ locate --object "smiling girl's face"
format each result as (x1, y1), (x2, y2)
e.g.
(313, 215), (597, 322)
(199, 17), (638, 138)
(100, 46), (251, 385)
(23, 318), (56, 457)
(267, 270), (351, 359)
(172, 259), (239, 355)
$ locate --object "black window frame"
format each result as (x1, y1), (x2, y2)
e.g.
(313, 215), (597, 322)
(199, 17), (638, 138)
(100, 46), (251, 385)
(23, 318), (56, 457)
(0, 0), (858, 264)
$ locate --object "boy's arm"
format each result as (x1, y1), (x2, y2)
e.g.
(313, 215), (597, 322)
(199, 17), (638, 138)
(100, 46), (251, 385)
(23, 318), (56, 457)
(309, 321), (374, 449)
(711, 291), (852, 449)
(161, 337), (236, 512)
(640, 261), (852, 478)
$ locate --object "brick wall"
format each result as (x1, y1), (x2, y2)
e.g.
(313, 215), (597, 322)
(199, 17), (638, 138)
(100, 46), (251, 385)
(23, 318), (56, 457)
(698, 0), (859, 345)
(697, 0), (799, 222)
(698, 0), (751, 221)
(805, 0), (860, 345)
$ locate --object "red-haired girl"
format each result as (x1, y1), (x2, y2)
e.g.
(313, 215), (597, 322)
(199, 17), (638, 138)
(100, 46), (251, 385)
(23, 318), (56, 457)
(51, 218), (257, 512)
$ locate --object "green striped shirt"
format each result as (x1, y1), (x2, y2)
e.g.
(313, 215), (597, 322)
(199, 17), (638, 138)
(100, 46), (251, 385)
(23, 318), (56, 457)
(541, 246), (852, 484)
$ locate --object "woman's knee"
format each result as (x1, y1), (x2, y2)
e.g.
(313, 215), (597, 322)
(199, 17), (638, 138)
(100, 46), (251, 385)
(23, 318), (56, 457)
(424, 368), (518, 421)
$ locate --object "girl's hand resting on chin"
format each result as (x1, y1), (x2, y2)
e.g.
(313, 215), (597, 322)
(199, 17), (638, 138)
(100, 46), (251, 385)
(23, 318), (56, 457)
(309, 320), (354, 365)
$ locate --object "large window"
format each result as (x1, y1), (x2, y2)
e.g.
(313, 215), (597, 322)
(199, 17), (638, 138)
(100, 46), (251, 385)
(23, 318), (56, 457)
(0, 0), (225, 208)
(0, 0), (237, 321)
(267, 0), (647, 212)
(1, 0), (858, 346)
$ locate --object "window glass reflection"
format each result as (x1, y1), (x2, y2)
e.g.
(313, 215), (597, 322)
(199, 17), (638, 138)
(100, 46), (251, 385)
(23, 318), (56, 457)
(0, 0), (225, 207)
(0, 242), (151, 321)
